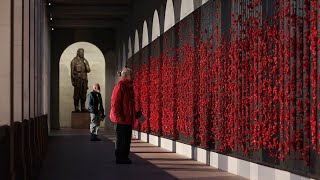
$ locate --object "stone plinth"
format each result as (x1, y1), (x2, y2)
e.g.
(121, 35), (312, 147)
(71, 112), (90, 129)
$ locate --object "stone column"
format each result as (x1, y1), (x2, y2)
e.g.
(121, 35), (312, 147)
(14, 0), (23, 122)
(42, 0), (49, 116)
(122, 43), (126, 69)
(43, 1), (50, 130)
(105, 51), (116, 129)
(23, 0), (30, 120)
(34, 0), (38, 117)
(0, 2), (14, 176)
(118, 49), (121, 71)
(29, 0), (35, 118)
(37, 0), (42, 117)
(0, 0), (11, 125)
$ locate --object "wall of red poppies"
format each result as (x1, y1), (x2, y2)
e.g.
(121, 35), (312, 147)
(126, 0), (319, 178)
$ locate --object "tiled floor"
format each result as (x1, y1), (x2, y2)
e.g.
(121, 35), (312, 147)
(38, 129), (247, 180)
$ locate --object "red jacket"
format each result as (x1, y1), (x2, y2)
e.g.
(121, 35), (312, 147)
(109, 78), (135, 125)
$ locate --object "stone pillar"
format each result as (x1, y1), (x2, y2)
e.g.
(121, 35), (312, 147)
(14, 0), (23, 122)
(0, 1), (14, 176)
(34, 0), (38, 117)
(23, 0), (30, 120)
(43, 1), (50, 130)
(118, 50), (121, 71)
(122, 43), (126, 69)
(116, 49), (121, 81)
(105, 51), (116, 129)
(0, 0), (11, 125)
(37, 0), (41, 117)
(42, 0), (49, 116)
(37, 0), (42, 117)
(29, 0), (35, 118)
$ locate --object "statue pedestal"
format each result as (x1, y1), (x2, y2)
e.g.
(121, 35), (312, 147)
(71, 112), (90, 129)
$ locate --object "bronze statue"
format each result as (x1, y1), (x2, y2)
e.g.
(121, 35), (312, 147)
(71, 48), (91, 112)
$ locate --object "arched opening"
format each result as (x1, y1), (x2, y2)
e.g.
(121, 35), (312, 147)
(164, 0), (174, 32)
(152, 10), (160, 41)
(59, 42), (106, 128)
(134, 30), (140, 54)
(128, 37), (132, 58)
(202, 0), (209, 5)
(142, 21), (149, 48)
(180, 0), (194, 21)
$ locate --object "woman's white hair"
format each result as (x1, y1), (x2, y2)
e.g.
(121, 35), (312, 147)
(118, 68), (133, 77)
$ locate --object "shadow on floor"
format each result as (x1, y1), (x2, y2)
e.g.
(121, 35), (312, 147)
(38, 132), (178, 180)
(39, 129), (247, 180)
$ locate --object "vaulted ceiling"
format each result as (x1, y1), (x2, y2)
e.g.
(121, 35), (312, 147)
(49, 0), (132, 29)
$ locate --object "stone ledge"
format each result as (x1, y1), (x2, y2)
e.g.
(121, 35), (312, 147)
(133, 130), (315, 180)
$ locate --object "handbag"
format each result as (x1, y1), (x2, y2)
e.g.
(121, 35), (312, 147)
(99, 110), (106, 121)
(135, 110), (146, 123)
(135, 110), (143, 119)
(100, 114), (106, 120)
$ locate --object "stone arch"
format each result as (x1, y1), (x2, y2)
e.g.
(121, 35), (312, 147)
(152, 10), (160, 41)
(128, 36), (132, 58)
(201, 0), (209, 5)
(142, 21), (149, 48)
(164, 0), (175, 32)
(59, 42), (105, 128)
(134, 30), (140, 54)
(180, 0), (194, 21)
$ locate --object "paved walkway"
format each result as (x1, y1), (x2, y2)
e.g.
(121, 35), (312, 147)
(38, 129), (247, 180)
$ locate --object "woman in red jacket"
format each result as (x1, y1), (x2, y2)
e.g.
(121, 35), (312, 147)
(110, 68), (135, 164)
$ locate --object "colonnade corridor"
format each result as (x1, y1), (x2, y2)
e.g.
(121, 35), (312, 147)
(38, 129), (246, 180)
(1, 0), (319, 179)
